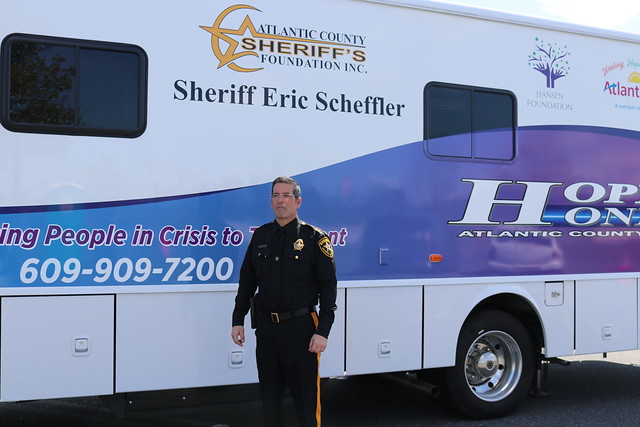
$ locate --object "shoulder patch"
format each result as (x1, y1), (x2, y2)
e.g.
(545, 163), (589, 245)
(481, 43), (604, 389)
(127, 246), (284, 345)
(318, 236), (334, 259)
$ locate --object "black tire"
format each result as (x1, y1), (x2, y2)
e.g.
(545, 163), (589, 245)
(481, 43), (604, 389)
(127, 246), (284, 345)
(440, 310), (535, 419)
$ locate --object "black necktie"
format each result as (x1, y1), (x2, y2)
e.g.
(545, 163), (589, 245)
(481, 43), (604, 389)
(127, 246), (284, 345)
(267, 227), (284, 309)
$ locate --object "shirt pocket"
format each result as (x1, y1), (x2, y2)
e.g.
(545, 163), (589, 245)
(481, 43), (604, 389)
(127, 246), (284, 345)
(284, 248), (313, 281)
(251, 244), (270, 276)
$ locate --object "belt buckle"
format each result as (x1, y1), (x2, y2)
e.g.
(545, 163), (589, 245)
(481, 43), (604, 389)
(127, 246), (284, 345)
(270, 312), (280, 323)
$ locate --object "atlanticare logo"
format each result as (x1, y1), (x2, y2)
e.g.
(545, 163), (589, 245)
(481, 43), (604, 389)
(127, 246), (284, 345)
(603, 73), (640, 98)
(200, 4), (367, 73)
(602, 59), (640, 99)
(451, 179), (640, 227)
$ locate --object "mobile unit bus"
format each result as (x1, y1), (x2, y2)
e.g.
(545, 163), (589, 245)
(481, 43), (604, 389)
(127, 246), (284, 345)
(1, 0), (640, 419)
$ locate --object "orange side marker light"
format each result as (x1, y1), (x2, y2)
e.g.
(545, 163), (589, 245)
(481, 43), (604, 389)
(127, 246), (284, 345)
(429, 254), (443, 263)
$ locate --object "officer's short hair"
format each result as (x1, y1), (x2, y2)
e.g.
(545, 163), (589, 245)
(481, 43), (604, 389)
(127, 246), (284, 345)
(272, 176), (301, 199)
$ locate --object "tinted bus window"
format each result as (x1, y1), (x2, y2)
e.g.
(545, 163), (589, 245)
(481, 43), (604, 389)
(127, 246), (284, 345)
(424, 82), (516, 161)
(1, 34), (147, 138)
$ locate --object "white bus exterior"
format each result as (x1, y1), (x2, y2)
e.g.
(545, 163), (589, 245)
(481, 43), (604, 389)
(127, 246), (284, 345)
(2, 0), (640, 418)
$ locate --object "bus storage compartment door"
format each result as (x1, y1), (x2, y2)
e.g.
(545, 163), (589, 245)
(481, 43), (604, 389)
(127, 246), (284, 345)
(345, 286), (422, 375)
(0, 295), (114, 401)
(115, 291), (259, 392)
(575, 278), (637, 355)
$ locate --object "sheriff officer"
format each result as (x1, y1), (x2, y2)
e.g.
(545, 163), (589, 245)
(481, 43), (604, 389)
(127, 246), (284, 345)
(231, 176), (337, 427)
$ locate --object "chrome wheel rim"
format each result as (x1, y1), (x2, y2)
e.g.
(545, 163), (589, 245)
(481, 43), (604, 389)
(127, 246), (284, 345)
(464, 330), (523, 402)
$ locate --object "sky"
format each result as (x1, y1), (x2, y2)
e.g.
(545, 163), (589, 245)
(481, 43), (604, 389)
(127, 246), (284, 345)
(439, 0), (640, 34)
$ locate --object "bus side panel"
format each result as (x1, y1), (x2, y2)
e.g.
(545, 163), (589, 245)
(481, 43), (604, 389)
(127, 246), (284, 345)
(345, 286), (422, 375)
(115, 291), (257, 392)
(575, 278), (637, 355)
(540, 280), (575, 358)
(1, 295), (114, 401)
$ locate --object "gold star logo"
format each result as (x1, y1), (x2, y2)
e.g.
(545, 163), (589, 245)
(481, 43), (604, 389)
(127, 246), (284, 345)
(200, 4), (263, 72)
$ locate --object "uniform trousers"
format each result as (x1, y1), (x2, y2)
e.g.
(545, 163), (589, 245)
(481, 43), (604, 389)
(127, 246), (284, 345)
(255, 312), (321, 427)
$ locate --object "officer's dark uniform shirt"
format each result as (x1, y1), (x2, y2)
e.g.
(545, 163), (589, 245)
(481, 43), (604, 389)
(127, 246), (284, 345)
(232, 217), (337, 338)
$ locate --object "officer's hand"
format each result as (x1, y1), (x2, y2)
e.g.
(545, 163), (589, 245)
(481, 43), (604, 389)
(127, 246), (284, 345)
(309, 334), (327, 353)
(232, 325), (245, 346)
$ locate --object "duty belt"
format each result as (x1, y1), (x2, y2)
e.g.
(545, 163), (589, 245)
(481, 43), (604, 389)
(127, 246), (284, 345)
(256, 306), (315, 324)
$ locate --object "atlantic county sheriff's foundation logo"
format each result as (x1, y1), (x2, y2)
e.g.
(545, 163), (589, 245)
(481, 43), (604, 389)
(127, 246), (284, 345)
(200, 4), (368, 73)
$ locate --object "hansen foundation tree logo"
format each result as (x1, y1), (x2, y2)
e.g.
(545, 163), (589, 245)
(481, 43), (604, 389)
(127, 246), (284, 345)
(528, 38), (570, 88)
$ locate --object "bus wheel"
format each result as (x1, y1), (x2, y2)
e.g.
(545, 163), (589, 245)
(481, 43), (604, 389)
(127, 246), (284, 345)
(441, 310), (534, 419)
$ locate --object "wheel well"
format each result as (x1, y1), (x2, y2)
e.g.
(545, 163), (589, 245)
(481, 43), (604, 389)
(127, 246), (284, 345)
(468, 293), (544, 352)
